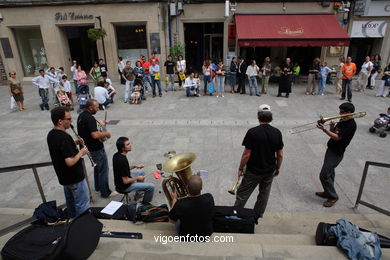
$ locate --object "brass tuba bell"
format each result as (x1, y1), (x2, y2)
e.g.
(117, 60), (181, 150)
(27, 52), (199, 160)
(162, 152), (196, 207)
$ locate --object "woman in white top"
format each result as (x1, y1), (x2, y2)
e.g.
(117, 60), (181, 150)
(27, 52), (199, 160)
(118, 57), (126, 85)
(177, 55), (186, 88)
(334, 56), (345, 94)
(357, 56), (373, 92)
(246, 60), (260, 96)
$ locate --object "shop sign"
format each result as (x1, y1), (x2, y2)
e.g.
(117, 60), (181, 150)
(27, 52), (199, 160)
(351, 21), (388, 38)
(55, 12), (94, 21)
(278, 27), (304, 36)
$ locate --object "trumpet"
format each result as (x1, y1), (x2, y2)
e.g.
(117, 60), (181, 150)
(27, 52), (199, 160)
(70, 124), (97, 167)
(228, 176), (242, 195)
(291, 111), (367, 134)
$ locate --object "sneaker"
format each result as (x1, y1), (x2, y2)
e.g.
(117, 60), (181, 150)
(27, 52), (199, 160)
(216, 95), (219, 98)
(320, 93), (325, 96)
(221, 94), (225, 97)
(305, 92), (309, 95)
(108, 191), (119, 198)
(39, 104), (44, 111)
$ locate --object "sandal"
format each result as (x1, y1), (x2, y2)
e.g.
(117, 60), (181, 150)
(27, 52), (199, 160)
(323, 199), (338, 207)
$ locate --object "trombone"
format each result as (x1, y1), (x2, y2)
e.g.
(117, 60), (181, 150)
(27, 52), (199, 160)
(290, 111), (367, 134)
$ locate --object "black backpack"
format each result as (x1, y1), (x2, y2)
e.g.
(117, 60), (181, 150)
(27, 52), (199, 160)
(1, 212), (103, 260)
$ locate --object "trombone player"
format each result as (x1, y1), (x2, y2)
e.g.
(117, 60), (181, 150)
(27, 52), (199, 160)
(316, 102), (357, 207)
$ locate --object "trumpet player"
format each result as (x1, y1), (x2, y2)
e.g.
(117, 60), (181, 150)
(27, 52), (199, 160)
(47, 107), (90, 218)
(316, 102), (357, 207)
(234, 104), (284, 220)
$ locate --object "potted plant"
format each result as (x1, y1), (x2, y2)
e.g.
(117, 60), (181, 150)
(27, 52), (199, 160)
(169, 42), (185, 61)
(87, 28), (107, 41)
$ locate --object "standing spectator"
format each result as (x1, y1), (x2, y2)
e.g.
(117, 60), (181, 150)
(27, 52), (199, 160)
(57, 67), (66, 83)
(292, 62), (300, 84)
(246, 60), (260, 96)
(62, 75), (74, 108)
(89, 62), (102, 86)
(149, 52), (159, 64)
(356, 56), (372, 92)
(117, 57), (126, 85)
(306, 58), (321, 95)
(134, 60), (144, 79)
(164, 55), (176, 92)
(215, 60), (226, 98)
(99, 58), (108, 80)
(376, 63), (390, 97)
(319, 62), (332, 96)
(46, 67), (59, 105)
(340, 57), (357, 102)
(234, 104), (283, 219)
(8, 71), (25, 111)
(47, 106), (90, 218)
(122, 61), (135, 102)
(261, 57), (271, 94)
(76, 66), (88, 87)
(177, 55), (186, 88)
(277, 58), (293, 98)
(150, 60), (162, 97)
(368, 54), (381, 89)
(237, 57), (247, 94)
(202, 59), (212, 95)
(142, 56), (152, 93)
(334, 56), (345, 94)
(229, 57), (238, 94)
(32, 69), (59, 111)
(70, 60), (79, 95)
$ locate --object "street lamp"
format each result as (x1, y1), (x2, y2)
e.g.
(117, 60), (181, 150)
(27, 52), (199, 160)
(95, 16), (107, 65)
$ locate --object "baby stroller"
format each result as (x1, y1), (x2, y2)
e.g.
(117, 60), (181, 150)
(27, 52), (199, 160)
(129, 76), (146, 104)
(369, 113), (390, 138)
(77, 84), (90, 112)
(54, 85), (72, 108)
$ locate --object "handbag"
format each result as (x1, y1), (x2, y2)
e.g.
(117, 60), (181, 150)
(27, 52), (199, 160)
(10, 96), (17, 110)
(179, 72), (186, 81)
(165, 76), (169, 84)
(154, 72), (160, 80)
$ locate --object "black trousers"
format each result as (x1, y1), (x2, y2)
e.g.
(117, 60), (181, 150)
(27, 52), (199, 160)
(237, 76), (246, 94)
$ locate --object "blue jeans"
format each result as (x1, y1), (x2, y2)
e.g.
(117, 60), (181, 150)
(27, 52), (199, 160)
(118, 169), (155, 203)
(100, 98), (112, 108)
(215, 76), (225, 93)
(90, 148), (111, 197)
(124, 80), (134, 101)
(185, 86), (199, 96)
(38, 88), (49, 109)
(64, 179), (90, 218)
(73, 80), (79, 94)
(151, 76), (162, 96)
(249, 76), (260, 95)
(203, 75), (211, 94)
(166, 74), (175, 91)
(319, 77), (327, 92)
(143, 74), (152, 91)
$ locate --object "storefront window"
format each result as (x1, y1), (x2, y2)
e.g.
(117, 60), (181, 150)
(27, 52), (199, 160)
(115, 24), (147, 66)
(13, 28), (48, 76)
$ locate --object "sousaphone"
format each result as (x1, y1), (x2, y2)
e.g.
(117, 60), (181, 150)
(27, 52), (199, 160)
(162, 152), (196, 207)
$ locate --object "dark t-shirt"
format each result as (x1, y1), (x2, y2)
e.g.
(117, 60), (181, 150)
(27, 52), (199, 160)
(309, 63), (320, 74)
(99, 64), (108, 77)
(47, 129), (85, 185)
(164, 61), (175, 74)
(242, 124), (284, 174)
(327, 119), (356, 155)
(169, 193), (215, 237)
(113, 152), (131, 191)
(77, 111), (103, 152)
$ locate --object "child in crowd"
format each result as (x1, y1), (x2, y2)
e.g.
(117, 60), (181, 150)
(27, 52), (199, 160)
(61, 75), (74, 108)
(131, 85), (142, 104)
(194, 72), (201, 97)
(319, 62), (332, 96)
(56, 90), (71, 107)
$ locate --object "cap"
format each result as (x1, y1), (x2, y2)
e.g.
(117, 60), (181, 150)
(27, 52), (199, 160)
(258, 104), (271, 112)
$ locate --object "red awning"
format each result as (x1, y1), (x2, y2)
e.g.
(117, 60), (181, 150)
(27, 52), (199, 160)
(235, 14), (350, 47)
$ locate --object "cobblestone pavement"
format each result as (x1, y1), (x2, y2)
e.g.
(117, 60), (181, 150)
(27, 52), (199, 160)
(0, 80), (389, 214)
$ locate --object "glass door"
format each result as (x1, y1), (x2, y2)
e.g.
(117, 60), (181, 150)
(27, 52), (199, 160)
(204, 34), (223, 61)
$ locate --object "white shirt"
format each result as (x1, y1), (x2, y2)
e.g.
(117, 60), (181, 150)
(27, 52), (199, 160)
(183, 77), (196, 88)
(150, 64), (160, 75)
(177, 60), (186, 72)
(63, 81), (72, 92)
(70, 66), (77, 80)
(32, 75), (58, 89)
(94, 86), (109, 104)
(246, 65), (260, 77)
(118, 61), (125, 73)
(361, 61), (373, 73)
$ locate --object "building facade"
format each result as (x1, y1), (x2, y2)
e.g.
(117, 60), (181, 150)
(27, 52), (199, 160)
(0, 0), (389, 83)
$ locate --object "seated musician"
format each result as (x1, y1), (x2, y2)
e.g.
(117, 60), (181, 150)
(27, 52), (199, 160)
(112, 137), (155, 205)
(169, 175), (215, 238)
